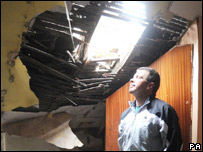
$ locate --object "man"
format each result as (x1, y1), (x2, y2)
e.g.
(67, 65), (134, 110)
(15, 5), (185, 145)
(118, 67), (182, 151)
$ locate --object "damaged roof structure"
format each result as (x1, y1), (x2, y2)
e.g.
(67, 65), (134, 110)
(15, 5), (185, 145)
(15, 1), (189, 112)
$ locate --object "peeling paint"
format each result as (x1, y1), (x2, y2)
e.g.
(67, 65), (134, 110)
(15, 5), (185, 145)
(1, 1), (65, 111)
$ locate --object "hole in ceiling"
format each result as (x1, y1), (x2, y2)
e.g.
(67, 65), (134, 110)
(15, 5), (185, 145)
(15, 1), (189, 112)
(87, 1), (147, 72)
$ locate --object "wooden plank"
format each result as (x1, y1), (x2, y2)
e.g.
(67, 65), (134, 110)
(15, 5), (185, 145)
(61, 95), (77, 106)
(21, 44), (78, 70)
(20, 54), (85, 87)
(151, 45), (192, 151)
(79, 78), (114, 83)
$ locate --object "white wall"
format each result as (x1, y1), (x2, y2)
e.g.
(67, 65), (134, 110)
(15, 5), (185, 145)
(1, 133), (61, 151)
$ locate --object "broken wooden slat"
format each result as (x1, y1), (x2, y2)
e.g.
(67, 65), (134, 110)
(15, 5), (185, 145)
(21, 44), (78, 70)
(31, 75), (79, 93)
(84, 80), (112, 88)
(159, 18), (187, 31)
(20, 53), (86, 87)
(68, 97), (104, 102)
(87, 4), (149, 25)
(79, 78), (114, 83)
(79, 84), (109, 93)
(61, 95), (78, 106)
(89, 57), (120, 62)
(28, 71), (76, 88)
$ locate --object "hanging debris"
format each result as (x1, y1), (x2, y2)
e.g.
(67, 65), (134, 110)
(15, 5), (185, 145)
(17, 1), (189, 112)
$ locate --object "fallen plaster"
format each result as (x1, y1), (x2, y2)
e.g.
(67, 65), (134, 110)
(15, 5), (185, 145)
(1, 103), (106, 150)
(2, 112), (83, 150)
(1, 132), (61, 151)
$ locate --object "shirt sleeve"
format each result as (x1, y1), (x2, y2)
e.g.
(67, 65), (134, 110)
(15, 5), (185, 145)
(118, 118), (123, 150)
(162, 105), (183, 151)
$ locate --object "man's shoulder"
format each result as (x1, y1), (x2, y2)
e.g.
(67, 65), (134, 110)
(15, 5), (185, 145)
(151, 98), (173, 109)
(150, 98), (178, 118)
(120, 107), (132, 120)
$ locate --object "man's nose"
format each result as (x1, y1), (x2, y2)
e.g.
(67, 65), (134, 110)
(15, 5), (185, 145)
(130, 78), (134, 83)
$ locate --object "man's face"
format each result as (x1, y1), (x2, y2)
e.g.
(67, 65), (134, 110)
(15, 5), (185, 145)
(129, 70), (150, 95)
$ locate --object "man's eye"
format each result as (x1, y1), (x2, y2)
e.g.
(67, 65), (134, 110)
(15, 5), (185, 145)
(133, 75), (143, 79)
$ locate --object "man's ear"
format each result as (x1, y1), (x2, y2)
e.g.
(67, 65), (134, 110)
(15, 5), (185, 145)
(147, 82), (155, 90)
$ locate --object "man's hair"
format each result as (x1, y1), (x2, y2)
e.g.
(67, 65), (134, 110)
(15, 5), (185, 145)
(137, 67), (160, 98)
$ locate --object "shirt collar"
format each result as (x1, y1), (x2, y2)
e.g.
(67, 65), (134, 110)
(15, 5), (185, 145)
(129, 97), (151, 109)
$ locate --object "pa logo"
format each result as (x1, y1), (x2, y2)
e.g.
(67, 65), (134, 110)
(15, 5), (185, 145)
(189, 143), (201, 150)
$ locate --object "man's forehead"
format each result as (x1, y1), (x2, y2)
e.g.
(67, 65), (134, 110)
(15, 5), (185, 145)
(134, 69), (149, 75)
(132, 70), (149, 79)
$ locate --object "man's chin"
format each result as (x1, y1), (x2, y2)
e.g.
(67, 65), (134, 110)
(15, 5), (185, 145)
(129, 89), (135, 94)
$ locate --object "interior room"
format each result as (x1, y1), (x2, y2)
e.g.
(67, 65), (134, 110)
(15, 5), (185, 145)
(1, 1), (202, 151)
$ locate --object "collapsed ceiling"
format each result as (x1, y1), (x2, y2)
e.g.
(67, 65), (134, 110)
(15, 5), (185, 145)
(13, 1), (189, 112)
(15, 1), (190, 112)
